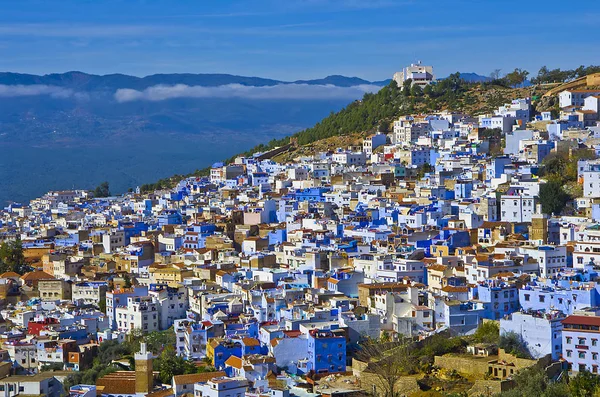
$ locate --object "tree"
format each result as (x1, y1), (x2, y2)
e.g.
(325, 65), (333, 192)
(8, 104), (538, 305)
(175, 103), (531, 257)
(0, 238), (27, 274)
(402, 78), (413, 95)
(423, 84), (434, 97)
(569, 370), (600, 397)
(145, 329), (176, 354)
(41, 362), (65, 371)
(490, 69), (502, 81)
(357, 341), (415, 397)
(378, 122), (390, 133)
(123, 273), (132, 288)
(98, 298), (106, 313)
(539, 179), (570, 216)
(410, 84), (423, 97)
(499, 332), (531, 359)
(505, 68), (529, 87)
(473, 321), (500, 344)
(542, 152), (568, 177)
(500, 366), (569, 396)
(153, 345), (199, 384)
(93, 181), (111, 198)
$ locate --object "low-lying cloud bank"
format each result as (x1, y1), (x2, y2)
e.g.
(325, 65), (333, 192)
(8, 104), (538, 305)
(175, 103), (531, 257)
(0, 83), (382, 102)
(114, 83), (381, 102)
(0, 84), (77, 98)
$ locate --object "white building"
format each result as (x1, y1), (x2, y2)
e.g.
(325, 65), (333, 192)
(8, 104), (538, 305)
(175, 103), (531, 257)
(393, 62), (434, 88)
(194, 377), (248, 397)
(331, 151), (366, 166)
(392, 119), (429, 144)
(500, 194), (537, 223)
(519, 245), (568, 277)
(583, 170), (600, 198)
(573, 242), (600, 268)
(114, 296), (160, 333)
(559, 90), (600, 108)
(562, 315), (600, 374)
(500, 311), (563, 360)
(363, 133), (387, 155)
(72, 282), (108, 306)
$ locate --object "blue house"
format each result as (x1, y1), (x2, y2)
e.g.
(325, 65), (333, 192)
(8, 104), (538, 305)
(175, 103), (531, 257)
(210, 339), (243, 370)
(519, 284), (600, 315)
(240, 337), (267, 355)
(475, 283), (519, 320)
(157, 209), (183, 227)
(295, 188), (329, 203)
(307, 329), (346, 374)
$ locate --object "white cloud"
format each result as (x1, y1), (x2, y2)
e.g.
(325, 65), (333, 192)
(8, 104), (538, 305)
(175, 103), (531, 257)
(115, 83), (380, 102)
(0, 84), (76, 98)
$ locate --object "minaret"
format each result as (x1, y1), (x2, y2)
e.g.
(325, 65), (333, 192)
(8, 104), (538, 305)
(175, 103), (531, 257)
(135, 343), (153, 396)
(530, 204), (548, 245)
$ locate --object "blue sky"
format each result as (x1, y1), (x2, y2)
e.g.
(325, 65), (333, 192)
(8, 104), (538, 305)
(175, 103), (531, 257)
(0, 0), (597, 81)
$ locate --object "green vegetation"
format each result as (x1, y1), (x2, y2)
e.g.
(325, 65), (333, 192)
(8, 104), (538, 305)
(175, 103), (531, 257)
(0, 238), (27, 274)
(504, 68), (530, 88)
(123, 273), (133, 288)
(499, 367), (600, 397)
(154, 345), (216, 384)
(539, 180), (571, 216)
(499, 366), (569, 397)
(93, 181), (111, 198)
(498, 332), (531, 359)
(136, 64), (600, 195)
(538, 150), (597, 215)
(40, 362), (65, 372)
(63, 339), (133, 391)
(531, 65), (600, 84)
(472, 321), (500, 345)
(64, 329), (215, 392)
(568, 370), (600, 397)
(234, 73), (473, 161)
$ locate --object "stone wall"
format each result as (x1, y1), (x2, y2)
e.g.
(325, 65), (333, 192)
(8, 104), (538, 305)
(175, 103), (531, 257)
(433, 355), (491, 376)
(467, 379), (514, 397)
(587, 73), (600, 87)
(497, 348), (540, 370)
(358, 372), (420, 397)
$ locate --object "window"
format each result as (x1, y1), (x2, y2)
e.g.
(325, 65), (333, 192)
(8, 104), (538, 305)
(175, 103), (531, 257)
(524, 294), (530, 301)
(539, 295), (545, 303)
(567, 337), (572, 344)
(579, 352), (586, 359)
(566, 350), (572, 357)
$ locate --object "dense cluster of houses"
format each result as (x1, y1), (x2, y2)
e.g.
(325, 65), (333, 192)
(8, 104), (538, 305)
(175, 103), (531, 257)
(2, 86), (600, 397)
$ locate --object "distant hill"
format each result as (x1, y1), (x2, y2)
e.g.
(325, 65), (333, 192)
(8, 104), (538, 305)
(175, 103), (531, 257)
(441, 72), (491, 83)
(0, 71), (390, 91)
(0, 71), (394, 204)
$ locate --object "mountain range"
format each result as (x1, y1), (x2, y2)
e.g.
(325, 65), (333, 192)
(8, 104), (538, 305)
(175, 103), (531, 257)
(0, 71), (489, 204)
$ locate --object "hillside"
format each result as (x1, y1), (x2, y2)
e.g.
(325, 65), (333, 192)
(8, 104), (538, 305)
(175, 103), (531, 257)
(229, 74), (542, 163)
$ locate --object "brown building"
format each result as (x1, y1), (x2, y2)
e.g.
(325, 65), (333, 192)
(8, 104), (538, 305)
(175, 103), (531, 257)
(358, 282), (409, 307)
(19, 270), (54, 288)
(38, 279), (72, 301)
(66, 343), (99, 371)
